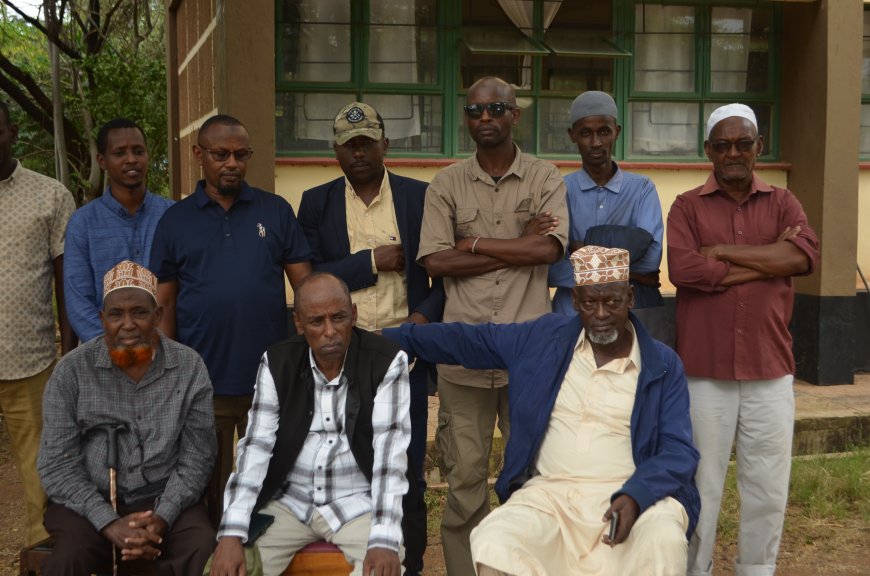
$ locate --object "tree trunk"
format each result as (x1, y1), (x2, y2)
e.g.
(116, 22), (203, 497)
(49, 38), (71, 193)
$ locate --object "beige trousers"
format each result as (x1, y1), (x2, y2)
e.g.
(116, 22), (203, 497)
(436, 379), (510, 576)
(1, 361), (53, 545)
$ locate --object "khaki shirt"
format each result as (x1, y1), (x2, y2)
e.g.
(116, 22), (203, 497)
(418, 146), (568, 387)
(345, 174), (408, 330)
(0, 161), (75, 379)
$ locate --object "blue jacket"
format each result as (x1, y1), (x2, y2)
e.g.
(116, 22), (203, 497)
(384, 312), (700, 536)
(297, 172), (444, 323)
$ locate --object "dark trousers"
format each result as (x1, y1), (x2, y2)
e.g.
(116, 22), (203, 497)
(41, 501), (215, 576)
(402, 365), (429, 576)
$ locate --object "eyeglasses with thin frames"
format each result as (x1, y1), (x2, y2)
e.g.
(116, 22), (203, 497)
(200, 147), (254, 163)
(463, 102), (516, 119)
(709, 138), (757, 154)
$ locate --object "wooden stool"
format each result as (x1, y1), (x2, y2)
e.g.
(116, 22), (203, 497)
(281, 541), (354, 576)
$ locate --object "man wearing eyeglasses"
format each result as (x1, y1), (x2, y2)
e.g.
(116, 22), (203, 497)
(547, 92), (668, 343)
(416, 76), (568, 574)
(667, 103), (819, 576)
(150, 114), (312, 522)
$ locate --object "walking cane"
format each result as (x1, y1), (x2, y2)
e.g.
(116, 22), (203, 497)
(89, 423), (127, 576)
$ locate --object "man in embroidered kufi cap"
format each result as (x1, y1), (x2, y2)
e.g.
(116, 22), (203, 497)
(37, 260), (217, 575)
(381, 245), (700, 575)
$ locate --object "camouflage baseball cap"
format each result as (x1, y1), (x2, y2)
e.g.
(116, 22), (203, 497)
(333, 102), (383, 145)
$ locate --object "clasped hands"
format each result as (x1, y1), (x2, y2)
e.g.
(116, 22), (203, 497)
(100, 510), (167, 561)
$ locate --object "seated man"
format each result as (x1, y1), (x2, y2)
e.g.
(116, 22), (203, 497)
(384, 246), (700, 576)
(37, 260), (217, 575)
(210, 272), (411, 576)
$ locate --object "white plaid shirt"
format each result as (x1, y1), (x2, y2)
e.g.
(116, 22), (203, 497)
(218, 348), (411, 551)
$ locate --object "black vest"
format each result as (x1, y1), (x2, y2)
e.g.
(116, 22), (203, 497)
(253, 328), (401, 513)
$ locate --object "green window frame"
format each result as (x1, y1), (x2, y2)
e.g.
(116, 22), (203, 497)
(274, 0), (781, 161)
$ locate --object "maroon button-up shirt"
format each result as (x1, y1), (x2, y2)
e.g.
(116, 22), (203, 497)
(667, 173), (819, 380)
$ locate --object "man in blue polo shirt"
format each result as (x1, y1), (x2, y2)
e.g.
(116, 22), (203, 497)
(548, 92), (668, 342)
(150, 114), (312, 519)
(64, 118), (174, 342)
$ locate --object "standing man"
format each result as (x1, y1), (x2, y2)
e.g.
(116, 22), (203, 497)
(0, 100), (76, 545)
(210, 273), (410, 576)
(297, 102), (443, 575)
(65, 118), (174, 342)
(417, 76), (568, 574)
(38, 261), (216, 575)
(667, 103), (819, 576)
(150, 114), (312, 520)
(548, 92), (667, 341)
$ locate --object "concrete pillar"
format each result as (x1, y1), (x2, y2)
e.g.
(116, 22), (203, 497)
(780, 0), (863, 384)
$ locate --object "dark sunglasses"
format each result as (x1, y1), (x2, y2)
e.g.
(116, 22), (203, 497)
(463, 101), (516, 119)
(201, 147), (254, 163)
(709, 138), (757, 154)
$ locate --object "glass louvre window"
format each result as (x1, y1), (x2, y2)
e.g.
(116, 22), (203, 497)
(365, 93), (443, 153)
(369, 0), (438, 84)
(628, 2), (775, 159)
(277, 0), (351, 83)
(633, 5), (695, 93)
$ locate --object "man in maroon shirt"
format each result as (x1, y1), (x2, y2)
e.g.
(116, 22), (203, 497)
(667, 103), (819, 576)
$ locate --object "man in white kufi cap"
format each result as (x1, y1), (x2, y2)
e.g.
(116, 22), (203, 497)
(667, 104), (820, 576)
(381, 245), (700, 576)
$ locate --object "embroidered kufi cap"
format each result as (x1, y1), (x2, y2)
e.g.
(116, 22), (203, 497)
(570, 246), (630, 286)
(103, 260), (157, 303)
(705, 103), (758, 139)
(333, 102), (383, 145)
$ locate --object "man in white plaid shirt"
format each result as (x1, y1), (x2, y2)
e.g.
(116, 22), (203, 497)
(210, 272), (411, 576)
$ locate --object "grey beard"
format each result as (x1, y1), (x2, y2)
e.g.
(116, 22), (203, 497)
(588, 328), (619, 345)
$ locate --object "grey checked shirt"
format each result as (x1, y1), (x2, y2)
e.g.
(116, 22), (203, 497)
(38, 334), (216, 530)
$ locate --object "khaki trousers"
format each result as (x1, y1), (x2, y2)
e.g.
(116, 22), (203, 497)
(436, 380), (509, 576)
(211, 394), (253, 522)
(1, 361), (53, 545)
(257, 501), (400, 576)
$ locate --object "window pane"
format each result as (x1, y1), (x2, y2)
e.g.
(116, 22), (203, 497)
(457, 96), (535, 155)
(543, 0), (613, 93)
(277, 0), (351, 82)
(539, 97), (577, 155)
(710, 8), (771, 94)
(276, 92), (353, 152)
(860, 105), (870, 156)
(362, 94), (443, 153)
(369, 0), (438, 84)
(634, 5), (695, 93)
(702, 103), (771, 153)
(628, 102), (699, 157)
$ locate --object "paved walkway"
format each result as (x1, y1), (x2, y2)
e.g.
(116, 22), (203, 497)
(425, 374), (870, 455)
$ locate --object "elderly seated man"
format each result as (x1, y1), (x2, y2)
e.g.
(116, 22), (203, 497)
(209, 272), (411, 576)
(37, 261), (217, 575)
(384, 246), (700, 576)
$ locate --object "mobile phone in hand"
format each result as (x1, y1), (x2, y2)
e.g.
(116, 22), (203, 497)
(609, 511), (619, 541)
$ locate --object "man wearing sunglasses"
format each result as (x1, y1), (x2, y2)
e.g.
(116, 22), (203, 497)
(667, 103), (819, 576)
(150, 114), (313, 522)
(416, 76), (568, 575)
(547, 92), (668, 344)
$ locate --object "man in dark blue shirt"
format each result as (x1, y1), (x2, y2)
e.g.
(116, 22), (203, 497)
(150, 114), (312, 520)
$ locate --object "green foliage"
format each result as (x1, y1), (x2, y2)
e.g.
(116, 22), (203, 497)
(0, 1), (169, 201)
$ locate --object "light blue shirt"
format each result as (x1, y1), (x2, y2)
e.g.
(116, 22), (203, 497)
(549, 163), (663, 314)
(64, 188), (174, 341)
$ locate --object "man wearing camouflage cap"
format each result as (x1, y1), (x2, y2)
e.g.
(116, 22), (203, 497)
(297, 101), (444, 575)
(384, 246), (699, 576)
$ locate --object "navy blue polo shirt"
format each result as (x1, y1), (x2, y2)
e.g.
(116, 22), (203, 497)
(150, 181), (311, 395)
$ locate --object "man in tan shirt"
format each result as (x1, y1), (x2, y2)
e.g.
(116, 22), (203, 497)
(417, 76), (568, 574)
